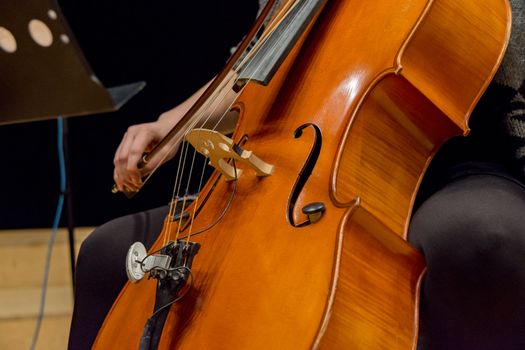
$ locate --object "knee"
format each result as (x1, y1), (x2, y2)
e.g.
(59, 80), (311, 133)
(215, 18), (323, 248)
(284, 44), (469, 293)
(411, 175), (525, 347)
(409, 175), (525, 282)
(75, 222), (118, 259)
(76, 216), (129, 276)
(75, 226), (111, 278)
(75, 206), (167, 280)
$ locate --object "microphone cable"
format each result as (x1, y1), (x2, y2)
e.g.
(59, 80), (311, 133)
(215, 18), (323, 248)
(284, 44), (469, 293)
(29, 117), (66, 350)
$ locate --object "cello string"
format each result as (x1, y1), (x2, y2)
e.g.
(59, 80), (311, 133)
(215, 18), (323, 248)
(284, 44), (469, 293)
(172, 0), (305, 242)
(139, 0), (297, 194)
(155, 0), (301, 243)
(160, 1), (293, 243)
(181, 0), (308, 242)
(188, 0), (302, 134)
(184, 159), (238, 244)
(174, 148), (199, 241)
(163, 140), (191, 245)
(171, 143), (192, 221)
(182, 0), (302, 158)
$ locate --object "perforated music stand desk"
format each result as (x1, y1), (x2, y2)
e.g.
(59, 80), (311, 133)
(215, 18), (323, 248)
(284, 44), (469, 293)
(0, 0), (145, 289)
(0, 0), (144, 124)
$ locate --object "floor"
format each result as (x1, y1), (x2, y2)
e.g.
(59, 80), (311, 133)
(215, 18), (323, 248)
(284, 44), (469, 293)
(0, 228), (92, 350)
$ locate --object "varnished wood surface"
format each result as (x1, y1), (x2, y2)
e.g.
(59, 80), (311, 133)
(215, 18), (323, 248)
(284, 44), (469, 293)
(94, 0), (510, 348)
(316, 203), (425, 349)
(326, 0), (509, 237)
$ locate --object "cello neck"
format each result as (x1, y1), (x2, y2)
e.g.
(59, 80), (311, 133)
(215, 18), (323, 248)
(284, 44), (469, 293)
(236, 0), (329, 86)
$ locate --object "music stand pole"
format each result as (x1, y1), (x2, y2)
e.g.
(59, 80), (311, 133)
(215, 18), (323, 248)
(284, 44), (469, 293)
(62, 118), (76, 290)
(0, 0), (145, 295)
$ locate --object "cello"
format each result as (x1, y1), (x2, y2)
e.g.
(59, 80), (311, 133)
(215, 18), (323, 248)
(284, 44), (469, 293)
(95, 0), (511, 348)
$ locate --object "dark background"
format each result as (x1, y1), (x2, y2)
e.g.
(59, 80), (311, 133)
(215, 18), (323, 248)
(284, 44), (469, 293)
(0, 0), (258, 228)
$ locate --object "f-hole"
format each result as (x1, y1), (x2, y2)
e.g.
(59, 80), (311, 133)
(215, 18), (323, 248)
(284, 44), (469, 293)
(287, 123), (325, 228)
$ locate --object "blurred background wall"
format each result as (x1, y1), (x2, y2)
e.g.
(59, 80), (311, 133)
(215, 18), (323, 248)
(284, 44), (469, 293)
(0, 0), (258, 229)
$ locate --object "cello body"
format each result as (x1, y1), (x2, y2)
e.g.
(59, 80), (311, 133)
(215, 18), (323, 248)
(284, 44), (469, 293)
(94, 0), (510, 348)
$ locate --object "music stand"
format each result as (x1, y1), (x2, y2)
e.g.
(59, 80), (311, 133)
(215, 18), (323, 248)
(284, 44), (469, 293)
(0, 0), (145, 286)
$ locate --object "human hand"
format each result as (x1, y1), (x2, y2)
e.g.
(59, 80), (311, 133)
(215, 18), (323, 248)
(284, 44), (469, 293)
(113, 116), (183, 193)
(112, 79), (221, 193)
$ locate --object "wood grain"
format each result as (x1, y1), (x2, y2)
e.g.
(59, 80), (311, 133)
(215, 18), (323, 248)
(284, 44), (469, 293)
(93, 0), (510, 348)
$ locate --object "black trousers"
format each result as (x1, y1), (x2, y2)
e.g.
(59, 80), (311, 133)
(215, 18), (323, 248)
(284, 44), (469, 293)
(408, 167), (525, 350)
(68, 164), (525, 350)
(68, 205), (169, 349)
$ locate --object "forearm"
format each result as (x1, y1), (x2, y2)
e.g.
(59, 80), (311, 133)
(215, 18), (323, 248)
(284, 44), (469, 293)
(158, 77), (238, 134)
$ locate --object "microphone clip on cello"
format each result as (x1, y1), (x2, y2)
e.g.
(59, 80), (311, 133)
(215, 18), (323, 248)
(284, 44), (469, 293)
(125, 240), (200, 287)
(126, 239), (200, 350)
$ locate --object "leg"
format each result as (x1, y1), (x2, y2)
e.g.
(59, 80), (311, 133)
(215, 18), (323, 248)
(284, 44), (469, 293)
(68, 205), (168, 350)
(409, 174), (525, 350)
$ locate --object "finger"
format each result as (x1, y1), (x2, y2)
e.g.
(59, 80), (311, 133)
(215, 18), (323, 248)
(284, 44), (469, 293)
(114, 131), (133, 184)
(113, 168), (123, 192)
(114, 130), (132, 167)
(143, 140), (180, 176)
(113, 168), (134, 191)
(142, 128), (185, 176)
(128, 129), (161, 178)
(117, 126), (147, 187)
(115, 169), (140, 193)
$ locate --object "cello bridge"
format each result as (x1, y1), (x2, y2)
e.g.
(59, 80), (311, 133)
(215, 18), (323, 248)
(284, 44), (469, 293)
(185, 128), (274, 181)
